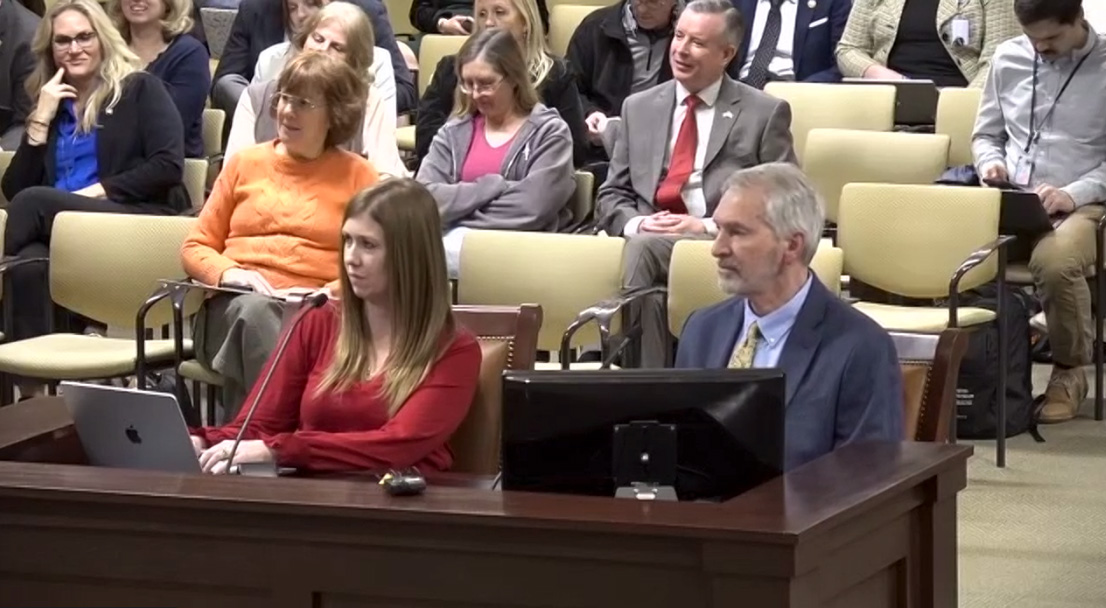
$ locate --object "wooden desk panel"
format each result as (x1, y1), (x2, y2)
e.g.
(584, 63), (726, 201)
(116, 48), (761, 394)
(0, 397), (971, 608)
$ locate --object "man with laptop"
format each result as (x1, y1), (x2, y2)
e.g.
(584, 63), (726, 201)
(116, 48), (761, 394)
(972, 0), (1106, 424)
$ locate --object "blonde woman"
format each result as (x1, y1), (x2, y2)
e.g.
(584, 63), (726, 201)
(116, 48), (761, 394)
(226, 2), (406, 176)
(191, 179), (482, 475)
(415, 0), (585, 165)
(0, 0), (187, 400)
(109, 0), (210, 157)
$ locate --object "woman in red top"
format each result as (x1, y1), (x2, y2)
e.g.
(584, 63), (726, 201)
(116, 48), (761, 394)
(190, 179), (482, 474)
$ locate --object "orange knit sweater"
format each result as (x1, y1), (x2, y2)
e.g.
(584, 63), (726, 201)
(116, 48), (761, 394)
(181, 142), (379, 290)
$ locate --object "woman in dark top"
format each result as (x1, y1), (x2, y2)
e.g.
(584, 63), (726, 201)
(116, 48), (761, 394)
(1, 0), (187, 400)
(415, 0), (585, 166)
(836, 0), (1018, 87)
(110, 0), (210, 157)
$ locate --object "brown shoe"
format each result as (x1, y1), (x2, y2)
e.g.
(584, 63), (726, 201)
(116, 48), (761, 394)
(1038, 366), (1088, 424)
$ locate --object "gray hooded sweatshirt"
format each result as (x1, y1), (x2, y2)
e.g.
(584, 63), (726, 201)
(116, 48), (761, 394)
(416, 103), (575, 232)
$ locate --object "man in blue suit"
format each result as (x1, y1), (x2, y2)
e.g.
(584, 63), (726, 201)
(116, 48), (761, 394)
(732, 0), (851, 87)
(675, 163), (903, 470)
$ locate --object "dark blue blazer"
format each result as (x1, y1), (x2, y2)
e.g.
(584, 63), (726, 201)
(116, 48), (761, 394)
(734, 0), (851, 83)
(675, 278), (904, 470)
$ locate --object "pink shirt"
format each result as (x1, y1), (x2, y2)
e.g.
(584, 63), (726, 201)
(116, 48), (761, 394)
(460, 115), (518, 182)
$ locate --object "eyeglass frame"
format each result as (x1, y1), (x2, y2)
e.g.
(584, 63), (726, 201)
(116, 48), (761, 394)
(272, 91), (323, 113)
(458, 76), (505, 96)
(52, 31), (99, 51)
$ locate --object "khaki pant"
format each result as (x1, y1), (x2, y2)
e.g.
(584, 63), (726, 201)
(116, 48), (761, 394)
(1029, 204), (1106, 367)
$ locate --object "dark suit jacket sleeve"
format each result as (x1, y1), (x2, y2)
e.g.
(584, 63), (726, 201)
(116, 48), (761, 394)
(101, 75), (185, 202)
(415, 55), (457, 162)
(833, 330), (904, 448)
(759, 100), (798, 164)
(565, 21), (602, 119)
(595, 99), (647, 235)
(211, 1), (256, 83)
(801, 0), (850, 83)
(410, 0), (444, 34)
(543, 61), (587, 167)
(0, 36), (36, 150)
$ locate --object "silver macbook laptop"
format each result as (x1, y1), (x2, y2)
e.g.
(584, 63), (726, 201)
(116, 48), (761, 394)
(61, 382), (201, 474)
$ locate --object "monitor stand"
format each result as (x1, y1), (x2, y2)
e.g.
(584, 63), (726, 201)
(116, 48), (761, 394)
(612, 421), (678, 501)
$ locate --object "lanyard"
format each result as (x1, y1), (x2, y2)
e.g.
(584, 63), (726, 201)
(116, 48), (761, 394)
(1027, 46), (1094, 153)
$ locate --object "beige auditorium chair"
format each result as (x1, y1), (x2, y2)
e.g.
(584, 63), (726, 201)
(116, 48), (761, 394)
(935, 87), (983, 168)
(384, 0), (417, 39)
(764, 83), (896, 162)
(666, 239), (845, 339)
(397, 35), (469, 152)
(803, 128), (951, 226)
(568, 170), (595, 230)
(0, 212), (201, 407)
(457, 230), (625, 368)
(0, 151), (13, 205)
(548, 4), (602, 57)
(837, 183), (1015, 466)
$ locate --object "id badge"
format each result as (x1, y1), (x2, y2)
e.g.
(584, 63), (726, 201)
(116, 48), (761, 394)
(1013, 155), (1034, 187)
(951, 18), (971, 46)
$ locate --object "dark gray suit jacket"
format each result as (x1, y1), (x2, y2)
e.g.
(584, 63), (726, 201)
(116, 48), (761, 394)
(596, 76), (797, 236)
(0, 0), (39, 150)
(675, 278), (904, 470)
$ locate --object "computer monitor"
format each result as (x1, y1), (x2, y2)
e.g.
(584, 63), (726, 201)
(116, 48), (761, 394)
(501, 369), (786, 502)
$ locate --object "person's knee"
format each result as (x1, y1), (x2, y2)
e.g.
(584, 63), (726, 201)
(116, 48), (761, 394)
(1030, 237), (1088, 286)
(226, 294), (283, 340)
(8, 186), (61, 217)
(212, 75), (247, 112)
(623, 234), (675, 285)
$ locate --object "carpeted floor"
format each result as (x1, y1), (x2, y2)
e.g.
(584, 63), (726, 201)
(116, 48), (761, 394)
(959, 365), (1106, 607)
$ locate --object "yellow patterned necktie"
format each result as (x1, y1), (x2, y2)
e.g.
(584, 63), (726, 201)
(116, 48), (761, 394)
(728, 322), (761, 369)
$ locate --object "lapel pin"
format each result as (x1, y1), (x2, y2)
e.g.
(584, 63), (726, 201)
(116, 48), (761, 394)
(808, 0), (816, 8)
(723, 111), (734, 119)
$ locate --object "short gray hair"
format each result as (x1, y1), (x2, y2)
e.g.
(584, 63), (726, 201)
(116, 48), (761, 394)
(683, 0), (743, 48)
(723, 163), (826, 264)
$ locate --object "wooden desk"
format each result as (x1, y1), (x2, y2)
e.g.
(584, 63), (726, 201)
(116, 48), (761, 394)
(0, 397), (971, 608)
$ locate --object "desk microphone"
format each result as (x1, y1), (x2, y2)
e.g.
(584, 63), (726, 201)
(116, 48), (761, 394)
(225, 290), (330, 476)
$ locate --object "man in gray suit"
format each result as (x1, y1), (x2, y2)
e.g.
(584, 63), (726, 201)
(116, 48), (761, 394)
(596, 0), (797, 368)
(0, 0), (39, 150)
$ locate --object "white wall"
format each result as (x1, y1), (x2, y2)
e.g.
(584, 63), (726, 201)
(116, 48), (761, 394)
(1087, 3), (1106, 30)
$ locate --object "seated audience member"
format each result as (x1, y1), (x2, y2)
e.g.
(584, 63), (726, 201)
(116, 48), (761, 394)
(0, 0), (40, 149)
(734, 0), (850, 89)
(416, 29), (575, 278)
(110, 0), (210, 158)
(972, 0), (1106, 423)
(410, 0), (547, 34)
(210, 0), (416, 132)
(415, 0), (585, 165)
(251, 2), (397, 117)
(566, 0), (680, 157)
(836, 0), (1019, 87)
(1, 0), (188, 400)
(676, 162), (904, 470)
(226, 3), (406, 176)
(181, 52), (380, 418)
(191, 179), (482, 475)
(596, 0), (796, 368)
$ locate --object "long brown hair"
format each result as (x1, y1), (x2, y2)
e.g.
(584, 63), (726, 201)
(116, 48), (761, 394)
(315, 179), (455, 415)
(272, 51), (367, 149)
(452, 28), (540, 118)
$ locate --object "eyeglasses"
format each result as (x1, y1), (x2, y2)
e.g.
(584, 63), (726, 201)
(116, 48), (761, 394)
(53, 31), (98, 50)
(459, 77), (504, 95)
(274, 92), (321, 113)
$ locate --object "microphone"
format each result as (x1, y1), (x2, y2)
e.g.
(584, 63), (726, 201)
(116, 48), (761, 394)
(224, 290), (330, 476)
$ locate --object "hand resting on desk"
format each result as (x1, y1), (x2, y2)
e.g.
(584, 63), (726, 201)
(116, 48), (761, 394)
(197, 439), (275, 474)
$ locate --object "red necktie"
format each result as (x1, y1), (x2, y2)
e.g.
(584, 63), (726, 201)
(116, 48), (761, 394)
(654, 95), (701, 214)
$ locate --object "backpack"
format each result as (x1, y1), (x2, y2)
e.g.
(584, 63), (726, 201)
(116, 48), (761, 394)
(954, 283), (1044, 442)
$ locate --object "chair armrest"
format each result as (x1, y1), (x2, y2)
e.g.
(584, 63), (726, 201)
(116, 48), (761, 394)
(947, 234), (1017, 327)
(558, 285), (667, 368)
(0, 256), (49, 274)
(134, 283), (182, 390)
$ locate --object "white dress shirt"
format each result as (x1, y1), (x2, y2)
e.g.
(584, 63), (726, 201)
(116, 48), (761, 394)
(738, 0), (797, 80)
(625, 77), (723, 236)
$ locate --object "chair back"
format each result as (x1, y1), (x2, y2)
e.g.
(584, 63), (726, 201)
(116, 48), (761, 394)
(418, 35), (468, 95)
(450, 304), (542, 474)
(183, 159), (208, 209)
(49, 212), (199, 328)
(548, 5), (602, 56)
(202, 109), (226, 158)
(384, 0), (417, 38)
(764, 83), (896, 162)
(838, 183), (1000, 298)
(804, 128), (951, 223)
(200, 8), (237, 59)
(666, 239), (844, 337)
(935, 87), (983, 168)
(892, 329), (970, 442)
(0, 151), (13, 206)
(568, 170), (595, 228)
(458, 230), (623, 351)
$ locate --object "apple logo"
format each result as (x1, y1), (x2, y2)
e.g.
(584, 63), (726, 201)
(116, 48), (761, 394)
(125, 425), (142, 444)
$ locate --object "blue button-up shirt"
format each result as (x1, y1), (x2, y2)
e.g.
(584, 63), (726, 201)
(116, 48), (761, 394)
(732, 274), (813, 368)
(53, 99), (99, 192)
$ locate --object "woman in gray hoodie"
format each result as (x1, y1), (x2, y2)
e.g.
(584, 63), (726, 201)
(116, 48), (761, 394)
(415, 28), (575, 278)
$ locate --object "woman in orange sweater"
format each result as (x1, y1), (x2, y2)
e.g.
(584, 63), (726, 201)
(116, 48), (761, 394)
(180, 51), (379, 418)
